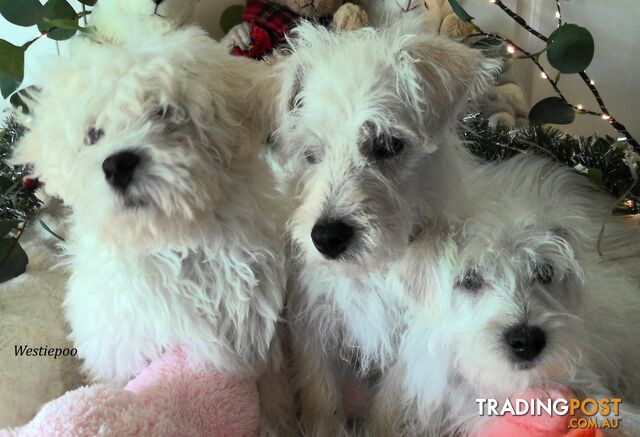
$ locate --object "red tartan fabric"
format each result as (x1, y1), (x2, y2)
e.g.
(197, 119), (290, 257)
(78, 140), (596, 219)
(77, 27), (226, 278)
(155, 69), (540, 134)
(231, 0), (300, 59)
(231, 0), (331, 59)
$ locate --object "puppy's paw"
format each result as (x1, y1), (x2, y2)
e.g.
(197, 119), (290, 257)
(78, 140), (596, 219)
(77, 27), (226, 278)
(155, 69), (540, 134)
(333, 3), (369, 31)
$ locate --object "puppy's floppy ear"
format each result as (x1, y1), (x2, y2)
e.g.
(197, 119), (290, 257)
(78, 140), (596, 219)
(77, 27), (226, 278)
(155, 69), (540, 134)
(399, 34), (501, 140)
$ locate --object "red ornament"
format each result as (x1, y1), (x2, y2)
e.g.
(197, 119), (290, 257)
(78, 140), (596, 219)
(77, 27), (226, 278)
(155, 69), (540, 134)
(22, 176), (40, 191)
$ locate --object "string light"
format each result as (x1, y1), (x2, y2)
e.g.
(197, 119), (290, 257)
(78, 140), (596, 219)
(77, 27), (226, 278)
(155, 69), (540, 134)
(577, 104), (583, 110)
(602, 114), (611, 120)
(618, 136), (628, 141)
(590, 80), (596, 85)
(540, 72), (548, 79)
(555, 11), (561, 19)
(506, 45), (515, 54)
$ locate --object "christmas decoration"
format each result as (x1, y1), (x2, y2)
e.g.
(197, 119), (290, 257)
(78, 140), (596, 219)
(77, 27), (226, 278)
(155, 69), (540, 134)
(0, 116), (40, 222)
(461, 114), (639, 215)
(0, 115), (40, 283)
(447, 0), (639, 152)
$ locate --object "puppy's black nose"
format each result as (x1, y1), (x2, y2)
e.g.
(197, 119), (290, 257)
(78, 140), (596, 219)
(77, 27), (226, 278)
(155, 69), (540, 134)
(311, 219), (354, 259)
(102, 151), (140, 190)
(505, 324), (546, 361)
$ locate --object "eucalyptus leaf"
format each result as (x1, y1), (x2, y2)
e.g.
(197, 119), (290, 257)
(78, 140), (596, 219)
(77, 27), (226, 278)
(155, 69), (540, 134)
(0, 0), (45, 27)
(0, 238), (28, 284)
(38, 0), (78, 41)
(529, 97), (575, 125)
(220, 5), (244, 34)
(0, 220), (20, 238)
(547, 24), (594, 74)
(447, 0), (474, 23)
(0, 40), (24, 98)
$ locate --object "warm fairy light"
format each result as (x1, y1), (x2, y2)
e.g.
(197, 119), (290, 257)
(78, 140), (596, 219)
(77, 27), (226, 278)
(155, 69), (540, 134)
(540, 72), (548, 79)
(577, 104), (583, 110)
(602, 114), (611, 120)
(506, 45), (516, 54)
(590, 80), (595, 85)
(489, 0), (496, 3)
(618, 136), (628, 141)
(555, 11), (561, 19)
(624, 199), (634, 208)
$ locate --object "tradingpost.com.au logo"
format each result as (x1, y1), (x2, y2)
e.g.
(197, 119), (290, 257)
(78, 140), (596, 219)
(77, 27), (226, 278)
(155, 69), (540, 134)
(476, 397), (622, 431)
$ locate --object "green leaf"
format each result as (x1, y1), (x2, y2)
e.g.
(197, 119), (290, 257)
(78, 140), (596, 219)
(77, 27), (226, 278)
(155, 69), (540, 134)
(220, 5), (244, 35)
(78, 0), (97, 5)
(0, 238), (28, 284)
(586, 168), (603, 186)
(39, 219), (65, 241)
(0, 39), (25, 98)
(447, 0), (474, 23)
(546, 24), (594, 74)
(38, 0), (78, 41)
(529, 97), (576, 125)
(0, 0), (46, 27)
(0, 220), (20, 238)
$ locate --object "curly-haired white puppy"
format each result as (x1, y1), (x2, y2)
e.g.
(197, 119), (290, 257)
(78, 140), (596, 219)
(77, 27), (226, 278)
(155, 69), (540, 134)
(12, 28), (295, 435)
(268, 22), (500, 435)
(384, 156), (640, 436)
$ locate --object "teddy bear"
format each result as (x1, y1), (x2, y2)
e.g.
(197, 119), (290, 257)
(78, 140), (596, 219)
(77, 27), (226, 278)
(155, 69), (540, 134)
(221, 0), (369, 60)
(90, 0), (201, 44)
(437, 3), (529, 127)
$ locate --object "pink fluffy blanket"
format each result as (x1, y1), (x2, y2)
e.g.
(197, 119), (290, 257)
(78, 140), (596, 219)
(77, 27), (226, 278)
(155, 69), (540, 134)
(1, 349), (605, 436)
(1, 349), (259, 437)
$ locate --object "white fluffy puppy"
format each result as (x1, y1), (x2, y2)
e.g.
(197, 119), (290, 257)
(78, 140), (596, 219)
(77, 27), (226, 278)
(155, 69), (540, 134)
(269, 22), (499, 435)
(388, 156), (640, 436)
(12, 27), (295, 433)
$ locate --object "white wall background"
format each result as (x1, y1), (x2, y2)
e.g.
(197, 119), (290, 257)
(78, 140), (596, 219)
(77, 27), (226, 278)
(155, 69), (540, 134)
(1, 0), (638, 141)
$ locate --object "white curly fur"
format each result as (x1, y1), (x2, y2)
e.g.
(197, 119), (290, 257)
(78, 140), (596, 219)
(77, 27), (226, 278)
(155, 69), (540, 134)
(267, 22), (500, 435)
(381, 156), (640, 436)
(11, 27), (297, 436)
(90, 0), (200, 44)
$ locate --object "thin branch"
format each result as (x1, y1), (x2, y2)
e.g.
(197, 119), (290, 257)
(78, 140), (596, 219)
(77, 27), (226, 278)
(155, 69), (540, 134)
(555, 0), (562, 27)
(493, 0), (548, 42)
(488, 1), (640, 150)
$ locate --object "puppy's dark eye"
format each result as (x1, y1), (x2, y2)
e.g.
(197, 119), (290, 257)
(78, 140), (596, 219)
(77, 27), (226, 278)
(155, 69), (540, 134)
(304, 151), (317, 164)
(371, 135), (405, 160)
(86, 127), (104, 146)
(459, 269), (484, 292)
(153, 106), (176, 120)
(534, 263), (554, 284)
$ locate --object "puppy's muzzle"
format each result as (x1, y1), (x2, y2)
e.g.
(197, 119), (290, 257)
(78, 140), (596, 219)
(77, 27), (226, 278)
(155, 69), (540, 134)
(102, 151), (141, 191)
(504, 324), (546, 362)
(311, 219), (354, 260)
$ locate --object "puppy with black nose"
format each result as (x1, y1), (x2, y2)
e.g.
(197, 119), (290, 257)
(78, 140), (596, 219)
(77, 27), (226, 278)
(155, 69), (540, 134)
(12, 26), (297, 437)
(382, 156), (640, 436)
(269, 22), (500, 435)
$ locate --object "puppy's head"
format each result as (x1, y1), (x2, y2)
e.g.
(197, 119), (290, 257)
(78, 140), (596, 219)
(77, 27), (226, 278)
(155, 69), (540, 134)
(414, 156), (621, 396)
(446, 221), (584, 396)
(13, 29), (265, 248)
(273, 23), (499, 270)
